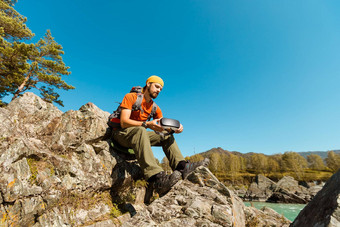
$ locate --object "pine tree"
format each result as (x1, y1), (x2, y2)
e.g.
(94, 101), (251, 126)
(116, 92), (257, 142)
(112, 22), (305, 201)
(0, 0), (74, 106)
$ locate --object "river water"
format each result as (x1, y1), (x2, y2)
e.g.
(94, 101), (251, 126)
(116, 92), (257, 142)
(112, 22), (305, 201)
(244, 202), (306, 221)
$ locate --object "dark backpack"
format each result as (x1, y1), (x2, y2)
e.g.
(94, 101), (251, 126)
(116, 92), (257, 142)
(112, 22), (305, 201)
(107, 86), (158, 129)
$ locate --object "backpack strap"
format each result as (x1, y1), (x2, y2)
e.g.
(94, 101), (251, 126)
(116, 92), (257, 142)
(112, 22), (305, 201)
(132, 94), (144, 113)
(148, 102), (158, 121)
(132, 93), (158, 121)
(108, 90), (157, 129)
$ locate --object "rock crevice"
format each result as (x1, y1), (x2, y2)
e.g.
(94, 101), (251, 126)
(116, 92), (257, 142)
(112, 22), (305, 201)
(0, 93), (291, 226)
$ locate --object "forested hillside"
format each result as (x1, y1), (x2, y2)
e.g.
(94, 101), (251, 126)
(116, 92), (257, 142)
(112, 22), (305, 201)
(298, 150), (340, 160)
(176, 147), (340, 185)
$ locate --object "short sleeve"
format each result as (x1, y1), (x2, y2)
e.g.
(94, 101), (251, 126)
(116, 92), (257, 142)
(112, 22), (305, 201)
(120, 93), (136, 110)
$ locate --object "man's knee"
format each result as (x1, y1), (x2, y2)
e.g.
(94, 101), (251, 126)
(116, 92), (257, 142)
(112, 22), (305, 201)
(162, 134), (175, 144)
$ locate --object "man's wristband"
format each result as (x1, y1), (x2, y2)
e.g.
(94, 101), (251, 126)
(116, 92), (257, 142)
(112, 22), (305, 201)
(142, 122), (148, 128)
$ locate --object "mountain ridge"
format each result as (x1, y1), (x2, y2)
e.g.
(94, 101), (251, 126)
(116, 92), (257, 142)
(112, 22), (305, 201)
(199, 147), (340, 160)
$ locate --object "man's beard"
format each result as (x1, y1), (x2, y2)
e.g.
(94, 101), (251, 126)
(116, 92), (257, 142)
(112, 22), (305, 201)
(148, 87), (158, 99)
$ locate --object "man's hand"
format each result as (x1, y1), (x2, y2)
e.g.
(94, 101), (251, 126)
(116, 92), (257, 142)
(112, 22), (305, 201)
(146, 119), (164, 132)
(174, 124), (183, 134)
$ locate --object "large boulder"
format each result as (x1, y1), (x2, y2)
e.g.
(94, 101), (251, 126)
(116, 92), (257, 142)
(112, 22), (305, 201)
(1, 92), (63, 139)
(264, 176), (307, 204)
(266, 188), (307, 204)
(244, 175), (277, 201)
(244, 174), (320, 204)
(276, 176), (311, 202)
(291, 169), (340, 227)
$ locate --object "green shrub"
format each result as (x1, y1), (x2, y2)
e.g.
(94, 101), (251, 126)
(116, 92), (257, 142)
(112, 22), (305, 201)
(110, 203), (122, 218)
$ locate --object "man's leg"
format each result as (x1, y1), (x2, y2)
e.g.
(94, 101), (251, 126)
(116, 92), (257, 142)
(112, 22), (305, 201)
(148, 131), (210, 179)
(148, 132), (185, 170)
(112, 127), (164, 179)
(113, 127), (182, 203)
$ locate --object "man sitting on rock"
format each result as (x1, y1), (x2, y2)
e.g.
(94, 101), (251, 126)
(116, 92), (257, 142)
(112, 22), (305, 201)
(111, 75), (209, 202)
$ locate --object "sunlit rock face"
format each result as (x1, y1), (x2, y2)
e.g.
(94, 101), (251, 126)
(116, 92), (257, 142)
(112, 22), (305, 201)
(122, 166), (291, 227)
(291, 169), (340, 227)
(244, 174), (322, 204)
(0, 92), (290, 226)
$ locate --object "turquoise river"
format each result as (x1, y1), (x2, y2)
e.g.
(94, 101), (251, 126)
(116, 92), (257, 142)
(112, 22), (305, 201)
(244, 202), (306, 221)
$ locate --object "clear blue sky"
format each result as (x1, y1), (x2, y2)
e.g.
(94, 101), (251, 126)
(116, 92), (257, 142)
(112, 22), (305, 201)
(10, 0), (340, 161)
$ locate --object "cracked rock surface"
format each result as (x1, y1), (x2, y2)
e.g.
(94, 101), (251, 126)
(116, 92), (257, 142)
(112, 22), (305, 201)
(291, 169), (340, 227)
(0, 92), (291, 226)
(122, 167), (291, 227)
(0, 93), (141, 226)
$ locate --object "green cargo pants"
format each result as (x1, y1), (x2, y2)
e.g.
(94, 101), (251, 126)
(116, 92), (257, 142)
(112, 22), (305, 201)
(112, 126), (185, 179)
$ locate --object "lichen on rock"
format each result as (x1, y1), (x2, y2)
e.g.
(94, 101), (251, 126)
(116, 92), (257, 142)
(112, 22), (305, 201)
(0, 92), (292, 226)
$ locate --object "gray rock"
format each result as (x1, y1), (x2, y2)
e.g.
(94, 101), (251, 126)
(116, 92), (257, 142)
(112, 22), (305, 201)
(0, 93), (121, 226)
(244, 174), (321, 204)
(291, 169), (340, 227)
(86, 219), (118, 227)
(122, 167), (289, 227)
(244, 206), (290, 227)
(0, 92), (292, 226)
(5, 92), (63, 138)
(39, 102), (109, 151)
(308, 185), (323, 197)
(244, 174), (277, 201)
(211, 204), (233, 226)
(274, 176), (313, 203)
(267, 188), (307, 204)
(277, 176), (299, 189)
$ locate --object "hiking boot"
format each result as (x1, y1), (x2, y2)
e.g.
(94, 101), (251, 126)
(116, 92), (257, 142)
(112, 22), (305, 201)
(153, 171), (182, 196)
(180, 158), (210, 179)
(144, 171), (182, 204)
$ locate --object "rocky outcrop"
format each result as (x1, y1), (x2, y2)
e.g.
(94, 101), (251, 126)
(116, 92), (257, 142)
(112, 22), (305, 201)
(266, 176), (308, 203)
(276, 176), (317, 202)
(0, 93), (141, 226)
(122, 167), (291, 227)
(291, 169), (340, 227)
(266, 189), (307, 204)
(244, 175), (321, 204)
(244, 175), (277, 201)
(0, 92), (291, 226)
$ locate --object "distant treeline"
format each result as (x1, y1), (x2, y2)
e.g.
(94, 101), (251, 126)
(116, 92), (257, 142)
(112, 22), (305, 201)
(160, 148), (340, 185)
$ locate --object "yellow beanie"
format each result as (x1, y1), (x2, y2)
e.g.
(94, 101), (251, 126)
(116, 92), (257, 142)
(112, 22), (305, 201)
(146, 75), (164, 87)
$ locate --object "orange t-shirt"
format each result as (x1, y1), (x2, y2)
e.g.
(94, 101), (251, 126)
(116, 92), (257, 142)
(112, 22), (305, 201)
(120, 93), (162, 121)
